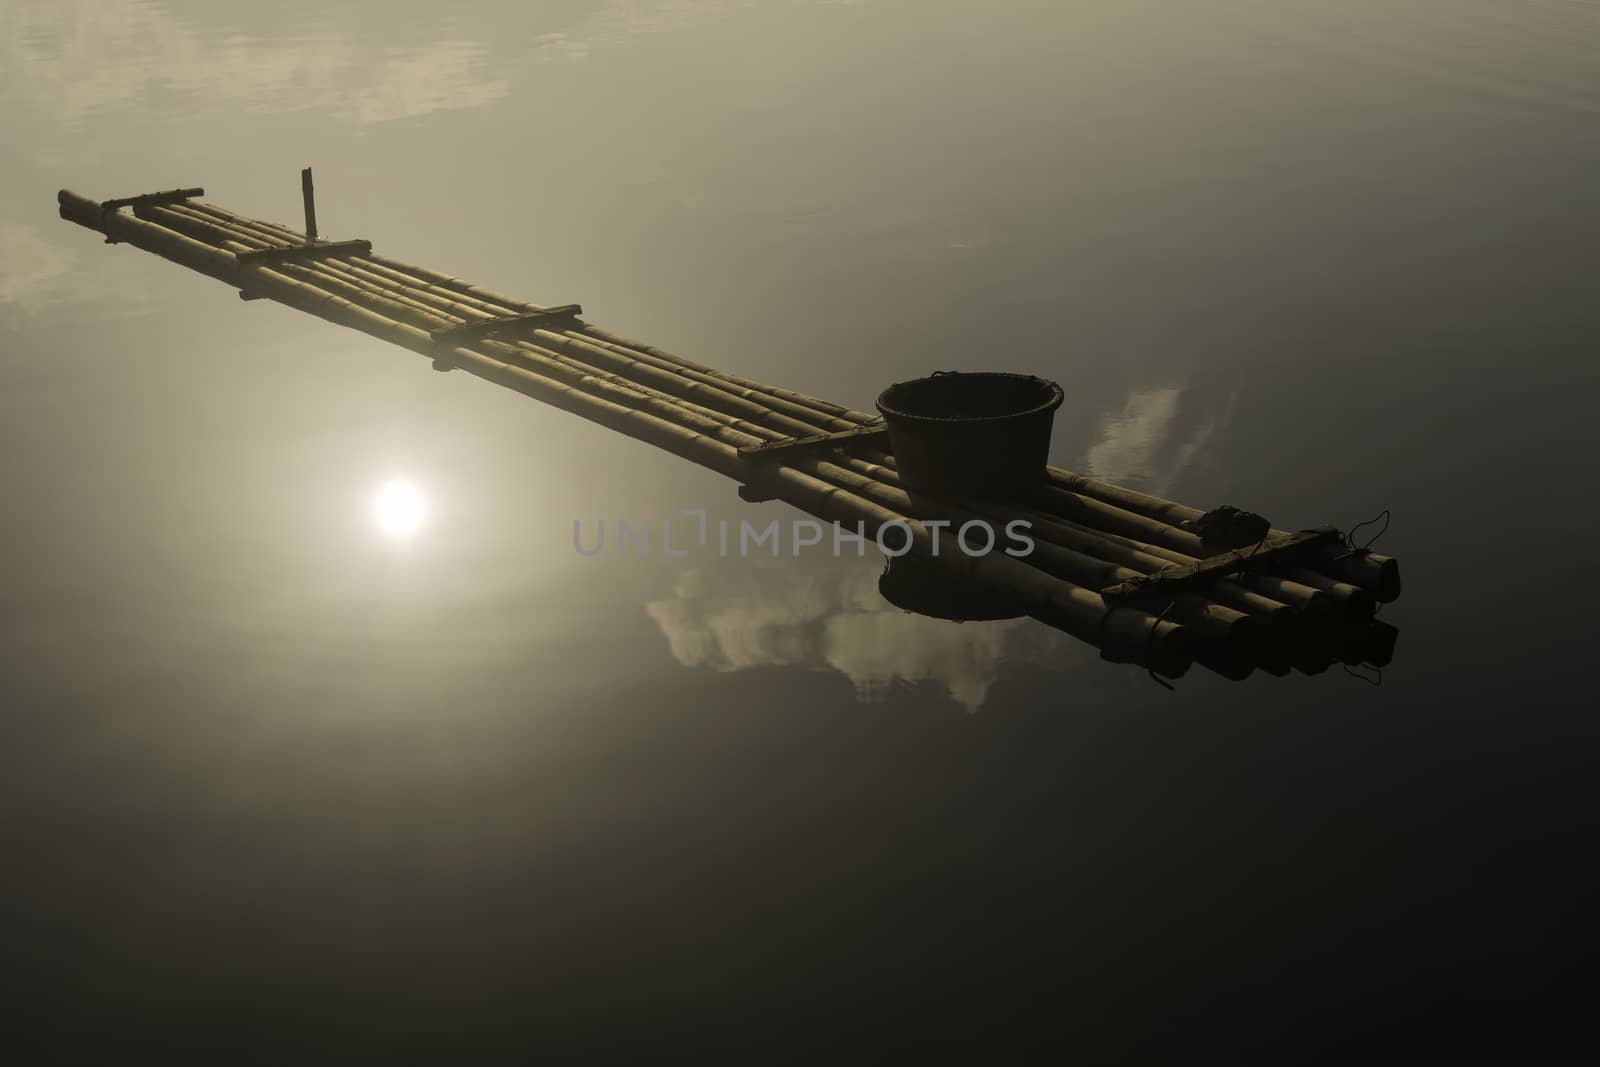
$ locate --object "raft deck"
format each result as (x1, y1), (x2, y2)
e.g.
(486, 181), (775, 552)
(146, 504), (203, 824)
(57, 184), (1401, 682)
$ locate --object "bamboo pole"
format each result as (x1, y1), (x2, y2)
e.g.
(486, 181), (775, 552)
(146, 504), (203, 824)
(1271, 567), (1375, 621)
(1023, 481), (1344, 616)
(539, 308), (1399, 612)
(183, 201), (876, 429)
(999, 505), (1306, 623)
(162, 199), (1358, 652)
(1000, 502), (1348, 623)
(63, 190), (1196, 676)
(300, 167), (317, 245)
(158, 203), (835, 447)
(1042, 468), (1400, 600)
(522, 317), (1385, 616)
(182, 198), (1399, 611)
(147, 202), (1300, 657)
(89, 193), (1394, 675)
(344, 255), (1269, 652)
(168, 204), (848, 444)
(821, 453), (1283, 653)
(352, 254), (859, 434)
(148, 204), (798, 446)
(355, 252), (877, 424)
(1030, 475), (1391, 609)
(791, 454), (1264, 661)
(832, 454), (1303, 627)
(277, 247), (1291, 635)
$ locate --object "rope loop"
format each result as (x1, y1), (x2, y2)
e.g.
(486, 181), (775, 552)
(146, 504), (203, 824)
(1144, 600), (1177, 692)
(1342, 509), (1391, 555)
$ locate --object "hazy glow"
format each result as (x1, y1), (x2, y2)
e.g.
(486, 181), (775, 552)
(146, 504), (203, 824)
(374, 480), (426, 538)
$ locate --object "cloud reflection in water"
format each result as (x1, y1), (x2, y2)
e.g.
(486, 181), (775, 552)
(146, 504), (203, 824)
(1, 0), (511, 124)
(646, 562), (1082, 713)
(0, 224), (74, 312)
(1081, 382), (1237, 495)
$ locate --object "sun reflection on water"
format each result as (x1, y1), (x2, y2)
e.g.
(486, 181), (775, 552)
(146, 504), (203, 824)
(374, 479), (426, 539)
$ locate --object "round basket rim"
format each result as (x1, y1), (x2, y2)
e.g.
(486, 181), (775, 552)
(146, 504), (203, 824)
(875, 372), (1064, 425)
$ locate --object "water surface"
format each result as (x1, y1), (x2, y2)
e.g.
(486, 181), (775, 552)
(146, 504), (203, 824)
(3, 0), (1596, 1055)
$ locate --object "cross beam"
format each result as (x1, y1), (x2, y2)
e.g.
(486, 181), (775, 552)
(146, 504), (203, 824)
(1100, 527), (1343, 598)
(737, 421), (890, 464)
(101, 188), (204, 211)
(429, 306), (584, 348)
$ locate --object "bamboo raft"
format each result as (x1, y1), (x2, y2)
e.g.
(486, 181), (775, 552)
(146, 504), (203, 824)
(56, 180), (1401, 683)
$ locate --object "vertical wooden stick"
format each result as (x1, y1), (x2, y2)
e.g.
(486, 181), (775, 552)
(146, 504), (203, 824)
(300, 167), (318, 245)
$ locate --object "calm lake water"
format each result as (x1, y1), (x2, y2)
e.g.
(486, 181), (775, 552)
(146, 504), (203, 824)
(3, 0), (1597, 1056)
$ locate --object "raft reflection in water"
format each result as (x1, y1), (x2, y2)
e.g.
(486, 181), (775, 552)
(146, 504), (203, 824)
(877, 552), (1398, 682)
